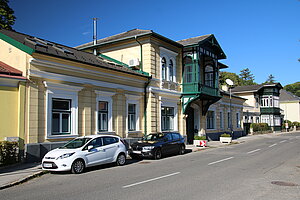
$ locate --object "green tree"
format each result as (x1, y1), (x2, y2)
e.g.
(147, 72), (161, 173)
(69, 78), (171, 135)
(239, 68), (256, 86)
(219, 71), (241, 86)
(284, 82), (300, 97)
(263, 74), (276, 84)
(0, 0), (16, 30)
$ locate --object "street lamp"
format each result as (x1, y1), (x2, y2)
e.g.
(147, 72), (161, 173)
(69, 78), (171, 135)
(225, 79), (234, 138)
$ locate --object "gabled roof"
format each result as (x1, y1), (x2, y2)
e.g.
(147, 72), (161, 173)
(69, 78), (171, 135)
(76, 29), (182, 50)
(280, 89), (300, 102)
(177, 34), (212, 46)
(231, 83), (283, 94)
(0, 29), (150, 78)
(0, 61), (26, 80)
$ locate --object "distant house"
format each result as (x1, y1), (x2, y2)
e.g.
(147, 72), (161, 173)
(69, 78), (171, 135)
(77, 29), (245, 142)
(231, 83), (283, 131)
(280, 89), (300, 123)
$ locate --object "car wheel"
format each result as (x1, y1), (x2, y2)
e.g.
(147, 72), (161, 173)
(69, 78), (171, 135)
(116, 153), (126, 166)
(179, 145), (185, 155)
(71, 159), (85, 174)
(154, 149), (162, 160)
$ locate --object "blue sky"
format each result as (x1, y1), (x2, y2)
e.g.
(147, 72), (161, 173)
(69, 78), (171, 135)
(10, 0), (300, 86)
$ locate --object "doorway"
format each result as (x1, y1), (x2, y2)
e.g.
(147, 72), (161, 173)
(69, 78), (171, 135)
(186, 107), (195, 144)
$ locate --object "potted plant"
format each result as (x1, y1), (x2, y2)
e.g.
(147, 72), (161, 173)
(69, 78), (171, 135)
(193, 135), (207, 147)
(219, 133), (232, 143)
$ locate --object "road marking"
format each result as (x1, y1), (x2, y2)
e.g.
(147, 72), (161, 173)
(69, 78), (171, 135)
(123, 172), (180, 188)
(247, 149), (261, 154)
(279, 140), (287, 143)
(269, 143), (277, 148)
(208, 157), (234, 166)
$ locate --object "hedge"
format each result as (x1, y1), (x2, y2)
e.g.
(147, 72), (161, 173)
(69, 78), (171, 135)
(0, 141), (19, 166)
(251, 123), (271, 133)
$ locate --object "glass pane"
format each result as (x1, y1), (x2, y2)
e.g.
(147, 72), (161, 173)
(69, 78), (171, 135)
(62, 113), (70, 133)
(128, 104), (136, 113)
(52, 113), (60, 133)
(99, 113), (108, 131)
(53, 99), (70, 110)
(99, 101), (108, 111)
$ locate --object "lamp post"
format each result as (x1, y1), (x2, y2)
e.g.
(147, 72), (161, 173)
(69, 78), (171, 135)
(225, 79), (234, 138)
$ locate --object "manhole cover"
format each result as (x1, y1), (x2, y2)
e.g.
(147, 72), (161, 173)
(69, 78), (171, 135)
(139, 161), (151, 164)
(271, 181), (299, 186)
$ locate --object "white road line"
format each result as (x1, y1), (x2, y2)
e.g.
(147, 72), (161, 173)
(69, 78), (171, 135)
(279, 140), (287, 143)
(123, 172), (181, 188)
(247, 149), (261, 154)
(208, 157), (234, 166)
(269, 143), (277, 148)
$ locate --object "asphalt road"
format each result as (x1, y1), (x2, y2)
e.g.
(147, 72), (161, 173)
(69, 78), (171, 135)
(1, 132), (300, 200)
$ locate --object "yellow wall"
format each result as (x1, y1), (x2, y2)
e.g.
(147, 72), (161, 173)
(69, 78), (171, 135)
(0, 86), (20, 140)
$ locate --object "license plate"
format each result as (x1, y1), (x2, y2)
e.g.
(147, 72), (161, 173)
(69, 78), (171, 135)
(43, 163), (52, 168)
(132, 151), (142, 154)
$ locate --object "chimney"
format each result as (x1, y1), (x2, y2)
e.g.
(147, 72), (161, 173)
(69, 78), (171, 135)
(93, 18), (98, 55)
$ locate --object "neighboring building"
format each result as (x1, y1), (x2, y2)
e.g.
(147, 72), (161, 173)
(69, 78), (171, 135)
(0, 29), (150, 161)
(231, 83), (283, 131)
(280, 89), (300, 123)
(77, 29), (245, 143)
(0, 61), (26, 156)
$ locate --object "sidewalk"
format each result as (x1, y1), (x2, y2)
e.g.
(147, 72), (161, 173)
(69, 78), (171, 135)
(0, 131), (296, 190)
(0, 163), (45, 190)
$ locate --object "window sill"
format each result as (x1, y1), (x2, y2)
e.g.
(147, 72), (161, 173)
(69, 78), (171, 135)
(46, 135), (79, 140)
(97, 131), (116, 135)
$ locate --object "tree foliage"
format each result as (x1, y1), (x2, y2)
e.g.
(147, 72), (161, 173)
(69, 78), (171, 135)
(219, 71), (241, 86)
(263, 74), (276, 84)
(284, 82), (300, 97)
(0, 0), (16, 30)
(239, 68), (256, 86)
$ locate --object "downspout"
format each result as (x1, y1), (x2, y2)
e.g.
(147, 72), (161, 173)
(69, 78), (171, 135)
(144, 77), (151, 137)
(135, 36), (143, 71)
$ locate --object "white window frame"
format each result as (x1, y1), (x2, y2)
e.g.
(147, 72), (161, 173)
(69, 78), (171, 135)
(207, 107), (216, 130)
(95, 91), (114, 134)
(160, 47), (177, 83)
(126, 95), (141, 133)
(161, 98), (178, 132)
(46, 82), (82, 139)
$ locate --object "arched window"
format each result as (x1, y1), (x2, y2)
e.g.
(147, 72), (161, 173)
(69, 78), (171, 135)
(169, 59), (174, 82)
(161, 57), (166, 80)
(204, 65), (214, 87)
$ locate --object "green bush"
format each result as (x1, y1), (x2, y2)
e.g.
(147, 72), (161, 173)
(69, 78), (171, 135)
(194, 135), (206, 140)
(282, 120), (292, 129)
(220, 133), (231, 137)
(251, 123), (271, 132)
(292, 121), (300, 127)
(0, 141), (19, 166)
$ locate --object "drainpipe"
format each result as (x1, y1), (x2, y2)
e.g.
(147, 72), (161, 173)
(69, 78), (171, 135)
(135, 36), (143, 71)
(144, 77), (152, 137)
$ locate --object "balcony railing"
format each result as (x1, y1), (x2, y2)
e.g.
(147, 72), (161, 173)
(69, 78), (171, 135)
(182, 82), (220, 97)
(260, 107), (281, 114)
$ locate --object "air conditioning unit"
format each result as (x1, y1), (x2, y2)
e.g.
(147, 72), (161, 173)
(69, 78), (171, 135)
(128, 58), (140, 67)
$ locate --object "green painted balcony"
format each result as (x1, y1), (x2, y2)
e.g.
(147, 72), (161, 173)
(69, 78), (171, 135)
(260, 107), (281, 114)
(182, 82), (220, 97)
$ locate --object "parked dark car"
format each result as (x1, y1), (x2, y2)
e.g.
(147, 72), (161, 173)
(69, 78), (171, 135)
(129, 132), (185, 159)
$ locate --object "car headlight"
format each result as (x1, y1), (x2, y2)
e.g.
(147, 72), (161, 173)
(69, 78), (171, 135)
(142, 146), (155, 151)
(57, 152), (75, 160)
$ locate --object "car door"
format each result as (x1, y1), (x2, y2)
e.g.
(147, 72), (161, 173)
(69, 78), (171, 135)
(162, 133), (174, 155)
(102, 137), (119, 162)
(84, 137), (107, 166)
(171, 133), (181, 153)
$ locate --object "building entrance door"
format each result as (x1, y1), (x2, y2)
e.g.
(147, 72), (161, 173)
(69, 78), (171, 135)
(186, 107), (194, 144)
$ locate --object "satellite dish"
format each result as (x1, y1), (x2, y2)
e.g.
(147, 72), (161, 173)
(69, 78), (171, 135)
(225, 79), (234, 86)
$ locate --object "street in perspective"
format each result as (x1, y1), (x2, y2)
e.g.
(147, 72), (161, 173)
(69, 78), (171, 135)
(1, 1), (300, 200)
(1, 131), (300, 200)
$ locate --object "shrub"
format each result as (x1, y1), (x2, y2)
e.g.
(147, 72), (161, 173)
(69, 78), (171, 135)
(0, 141), (19, 166)
(220, 133), (231, 137)
(282, 120), (292, 129)
(251, 123), (271, 132)
(292, 121), (300, 127)
(194, 135), (206, 140)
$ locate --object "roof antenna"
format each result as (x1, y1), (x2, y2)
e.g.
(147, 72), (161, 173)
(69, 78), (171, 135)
(93, 18), (98, 55)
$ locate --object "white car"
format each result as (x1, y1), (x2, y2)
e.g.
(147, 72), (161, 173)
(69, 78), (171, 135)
(42, 135), (127, 174)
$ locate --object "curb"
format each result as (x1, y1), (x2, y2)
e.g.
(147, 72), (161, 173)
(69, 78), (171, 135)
(0, 170), (48, 190)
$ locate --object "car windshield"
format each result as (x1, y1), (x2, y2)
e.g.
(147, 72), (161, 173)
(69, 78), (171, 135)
(59, 138), (92, 149)
(143, 134), (165, 141)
